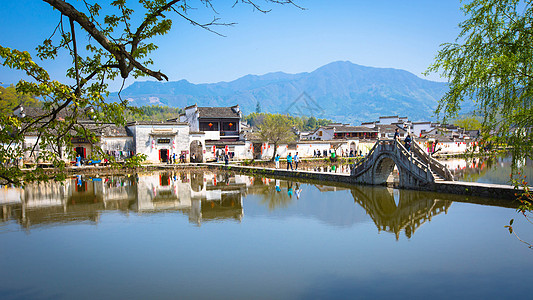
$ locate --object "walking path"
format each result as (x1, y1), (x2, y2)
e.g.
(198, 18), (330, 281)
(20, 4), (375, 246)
(195, 162), (522, 201)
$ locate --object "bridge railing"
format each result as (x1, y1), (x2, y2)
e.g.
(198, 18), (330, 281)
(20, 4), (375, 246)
(411, 139), (454, 181)
(352, 139), (433, 182)
(351, 139), (380, 171)
(392, 139), (433, 181)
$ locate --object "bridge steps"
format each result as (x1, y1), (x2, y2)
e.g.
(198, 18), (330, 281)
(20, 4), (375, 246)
(431, 170), (446, 181)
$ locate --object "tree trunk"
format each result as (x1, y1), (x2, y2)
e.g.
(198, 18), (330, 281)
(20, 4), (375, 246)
(270, 142), (278, 162)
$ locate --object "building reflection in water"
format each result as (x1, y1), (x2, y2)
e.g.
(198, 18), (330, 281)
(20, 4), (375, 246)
(1, 172), (450, 238)
(0, 171), (247, 229)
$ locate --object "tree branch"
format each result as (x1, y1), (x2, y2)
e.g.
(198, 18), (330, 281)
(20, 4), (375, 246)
(43, 0), (169, 81)
(69, 17), (81, 96)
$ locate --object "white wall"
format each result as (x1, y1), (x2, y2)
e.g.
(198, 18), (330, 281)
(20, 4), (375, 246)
(414, 140), (476, 155)
(204, 131), (220, 140)
(378, 116), (399, 125)
(307, 128), (334, 140)
(412, 123), (433, 136)
(184, 106), (199, 131)
(130, 124), (190, 163)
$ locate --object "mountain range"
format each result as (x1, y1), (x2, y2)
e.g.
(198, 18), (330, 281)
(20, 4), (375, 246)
(109, 61), (458, 124)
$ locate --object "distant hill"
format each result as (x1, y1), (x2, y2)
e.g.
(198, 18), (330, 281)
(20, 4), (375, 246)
(109, 61), (464, 124)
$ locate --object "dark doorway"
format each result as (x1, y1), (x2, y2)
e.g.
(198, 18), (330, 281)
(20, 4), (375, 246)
(159, 149), (169, 163)
(75, 147), (86, 158)
(253, 143), (262, 159)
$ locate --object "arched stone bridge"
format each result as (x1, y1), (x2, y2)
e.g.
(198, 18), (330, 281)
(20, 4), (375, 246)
(351, 139), (454, 189)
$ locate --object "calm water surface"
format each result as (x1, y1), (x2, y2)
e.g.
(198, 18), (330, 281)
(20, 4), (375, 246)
(444, 154), (533, 184)
(0, 171), (531, 299)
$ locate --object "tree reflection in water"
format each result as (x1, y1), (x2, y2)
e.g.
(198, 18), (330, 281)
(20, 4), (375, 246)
(252, 178), (294, 211)
(0, 171), (461, 239)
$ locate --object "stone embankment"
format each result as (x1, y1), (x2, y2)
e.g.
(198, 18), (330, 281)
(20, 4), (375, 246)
(199, 163), (522, 201)
(36, 162), (522, 201)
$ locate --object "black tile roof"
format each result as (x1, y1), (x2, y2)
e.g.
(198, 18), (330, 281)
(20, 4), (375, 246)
(197, 107), (240, 119)
(126, 121), (188, 126)
(326, 125), (378, 132)
(375, 124), (408, 133)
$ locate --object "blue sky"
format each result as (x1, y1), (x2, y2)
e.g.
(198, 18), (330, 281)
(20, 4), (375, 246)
(0, 0), (465, 92)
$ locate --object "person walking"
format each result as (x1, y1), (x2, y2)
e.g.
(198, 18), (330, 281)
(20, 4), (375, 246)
(294, 152), (299, 170)
(393, 128), (400, 140)
(286, 152), (293, 170)
(404, 134), (412, 151)
(274, 154), (280, 169)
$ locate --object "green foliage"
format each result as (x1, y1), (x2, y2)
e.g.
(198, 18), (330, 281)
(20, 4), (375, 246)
(453, 116), (482, 131)
(0, 85), (41, 117)
(0, 0), (299, 185)
(123, 153), (147, 168)
(257, 114), (297, 161)
(426, 0), (533, 164)
(244, 112), (332, 132)
(507, 171), (533, 249)
(125, 105), (182, 122)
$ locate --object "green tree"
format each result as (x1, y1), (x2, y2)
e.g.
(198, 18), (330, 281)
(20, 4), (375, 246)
(255, 101), (262, 113)
(0, 0), (299, 184)
(0, 85), (41, 117)
(305, 116), (317, 131)
(125, 105), (183, 122)
(453, 116), (482, 131)
(426, 0), (533, 162)
(427, 0), (533, 247)
(244, 112), (331, 132)
(258, 114), (296, 161)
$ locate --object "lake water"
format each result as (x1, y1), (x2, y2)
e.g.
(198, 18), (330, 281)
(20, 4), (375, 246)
(0, 170), (531, 299)
(302, 153), (533, 186)
(443, 154), (533, 185)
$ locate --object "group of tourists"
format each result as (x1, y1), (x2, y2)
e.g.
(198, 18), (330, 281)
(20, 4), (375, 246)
(286, 152), (300, 170)
(313, 148), (362, 158)
(166, 153), (187, 164)
(394, 128), (412, 152)
(313, 149), (328, 158)
(274, 152), (300, 170)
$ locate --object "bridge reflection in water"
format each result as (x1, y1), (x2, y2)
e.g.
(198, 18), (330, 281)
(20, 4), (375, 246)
(351, 186), (451, 240)
(1, 172), (452, 238)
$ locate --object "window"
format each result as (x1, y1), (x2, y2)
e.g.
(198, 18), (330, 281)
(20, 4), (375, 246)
(222, 121), (236, 131)
(200, 122), (219, 131)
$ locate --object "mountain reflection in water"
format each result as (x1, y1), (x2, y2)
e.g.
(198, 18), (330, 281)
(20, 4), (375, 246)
(0, 171), (457, 240)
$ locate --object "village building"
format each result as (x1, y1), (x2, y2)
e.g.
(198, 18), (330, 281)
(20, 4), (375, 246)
(360, 115), (480, 156)
(307, 123), (378, 141)
(375, 124), (408, 140)
(176, 104), (242, 142)
(126, 121), (190, 164)
(411, 121), (434, 137)
(171, 104), (256, 162)
(13, 102), (483, 166)
(13, 106), (135, 165)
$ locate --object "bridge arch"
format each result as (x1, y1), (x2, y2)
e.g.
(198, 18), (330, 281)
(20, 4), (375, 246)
(372, 153), (401, 185)
(351, 139), (454, 189)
